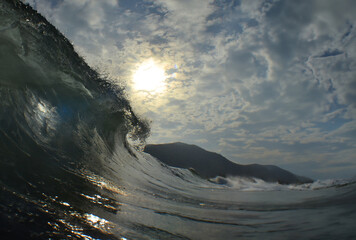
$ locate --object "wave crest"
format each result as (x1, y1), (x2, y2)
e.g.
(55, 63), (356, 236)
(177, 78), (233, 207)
(0, 0), (150, 170)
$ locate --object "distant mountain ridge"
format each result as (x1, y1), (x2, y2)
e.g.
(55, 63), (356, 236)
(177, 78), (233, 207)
(144, 142), (313, 184)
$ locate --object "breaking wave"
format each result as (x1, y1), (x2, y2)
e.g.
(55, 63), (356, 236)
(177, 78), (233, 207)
(1, 1), (355, 239)
(209, 176), (356, 191)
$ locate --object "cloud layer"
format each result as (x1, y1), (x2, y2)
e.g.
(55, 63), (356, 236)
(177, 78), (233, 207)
(25, 0), (356, 179)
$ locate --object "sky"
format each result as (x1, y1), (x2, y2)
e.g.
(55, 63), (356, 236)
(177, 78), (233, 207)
(24, 0), (356, 179)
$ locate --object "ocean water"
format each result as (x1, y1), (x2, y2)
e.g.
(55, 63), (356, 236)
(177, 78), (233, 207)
(0, 1), (355, 239)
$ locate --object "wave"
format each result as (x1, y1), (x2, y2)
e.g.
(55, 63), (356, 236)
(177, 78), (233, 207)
(1, 1), (356, 239)
(0, 0), (149, 168)
(0, 1), (150, 238)
(209, 176), (356, 191)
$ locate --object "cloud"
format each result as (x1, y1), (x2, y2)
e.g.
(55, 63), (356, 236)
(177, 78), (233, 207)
(25, 0), (356, 179)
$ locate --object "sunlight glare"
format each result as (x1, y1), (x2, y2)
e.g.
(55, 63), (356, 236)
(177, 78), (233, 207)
(133, 60), (166, 93)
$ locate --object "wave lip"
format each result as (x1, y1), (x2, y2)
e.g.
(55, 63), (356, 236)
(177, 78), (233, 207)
(0, 0), (150, 164)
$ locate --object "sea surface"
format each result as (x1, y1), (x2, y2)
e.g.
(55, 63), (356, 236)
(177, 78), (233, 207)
(1, 1), (356, 239)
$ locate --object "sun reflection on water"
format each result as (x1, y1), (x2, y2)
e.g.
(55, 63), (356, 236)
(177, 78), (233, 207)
(83, 213), (110, 229)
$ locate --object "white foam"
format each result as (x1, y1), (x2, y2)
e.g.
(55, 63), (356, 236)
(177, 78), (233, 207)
(210, 176), (355, 191)
(287, 178), (354, 190)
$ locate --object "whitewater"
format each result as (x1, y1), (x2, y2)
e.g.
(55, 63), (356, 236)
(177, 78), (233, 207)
(0, 1), (355, 239)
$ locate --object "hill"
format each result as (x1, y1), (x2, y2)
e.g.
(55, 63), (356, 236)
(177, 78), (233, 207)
(144, 142), (312, 184)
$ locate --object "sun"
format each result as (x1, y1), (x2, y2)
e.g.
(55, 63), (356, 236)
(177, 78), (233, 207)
(133, 59), (166, 93)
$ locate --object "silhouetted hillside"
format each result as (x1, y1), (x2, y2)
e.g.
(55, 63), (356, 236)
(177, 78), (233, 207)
(144, 142), (312, 184)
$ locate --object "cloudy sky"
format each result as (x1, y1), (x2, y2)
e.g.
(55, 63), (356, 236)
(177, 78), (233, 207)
(24, 0), (356, 179)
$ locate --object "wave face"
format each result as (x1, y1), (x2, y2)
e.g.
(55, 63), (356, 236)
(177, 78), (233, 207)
(1, 1), (356, 239)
